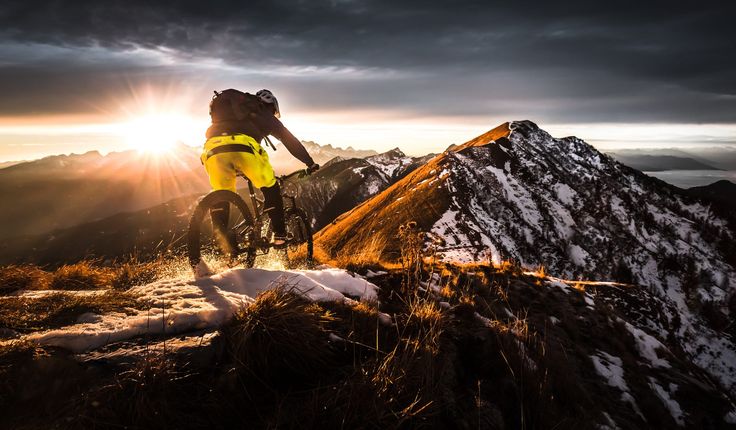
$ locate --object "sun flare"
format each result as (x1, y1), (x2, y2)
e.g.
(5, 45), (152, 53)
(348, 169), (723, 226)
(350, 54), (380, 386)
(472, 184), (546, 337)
(123, 114), (189, 154)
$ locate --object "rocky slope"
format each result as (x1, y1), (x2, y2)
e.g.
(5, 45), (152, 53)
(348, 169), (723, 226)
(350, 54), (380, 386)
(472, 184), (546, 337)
(315, 120), (736, 395)
(686, 180), (736, 213)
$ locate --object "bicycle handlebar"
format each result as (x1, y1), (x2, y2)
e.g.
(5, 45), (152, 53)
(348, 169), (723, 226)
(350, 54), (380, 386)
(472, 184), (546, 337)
(279, 169), (308, 181)
(237, 166), (317, 184)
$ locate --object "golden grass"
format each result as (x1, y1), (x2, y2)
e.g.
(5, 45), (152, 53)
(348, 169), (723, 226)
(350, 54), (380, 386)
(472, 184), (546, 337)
(0, 259), (166, 296)
(405, 300), (445, 352)
(0, 264), (50, 294)
(440, 283), (456, 300)
(0, 290), (142, 332)
(112, 259), (162, 290)
(572, 282), (586, 292)
(534, 265), (548, 278)
(49, 261), (116, 290)
(332, 233), (391, 269)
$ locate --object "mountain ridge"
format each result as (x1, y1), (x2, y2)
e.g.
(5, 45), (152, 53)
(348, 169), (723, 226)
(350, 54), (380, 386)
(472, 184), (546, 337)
(315, 120), (736, 395)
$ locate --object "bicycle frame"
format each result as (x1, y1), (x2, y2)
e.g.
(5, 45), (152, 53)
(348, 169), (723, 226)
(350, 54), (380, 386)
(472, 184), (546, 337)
(187, 168), (313, 268)
(233, 170), (305, 253)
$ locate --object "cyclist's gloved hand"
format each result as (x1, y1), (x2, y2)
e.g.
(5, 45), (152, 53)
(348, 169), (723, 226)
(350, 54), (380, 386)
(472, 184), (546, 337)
(306, 163), (320, 175)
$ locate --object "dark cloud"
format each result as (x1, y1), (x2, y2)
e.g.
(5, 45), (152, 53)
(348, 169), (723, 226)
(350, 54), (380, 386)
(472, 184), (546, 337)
(0, 0), (735, 123)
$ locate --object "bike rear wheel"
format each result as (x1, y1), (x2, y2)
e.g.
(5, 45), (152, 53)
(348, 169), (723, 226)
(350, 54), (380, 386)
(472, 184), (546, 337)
(187, 190), (257, 268)
(283, 207), (314, 269)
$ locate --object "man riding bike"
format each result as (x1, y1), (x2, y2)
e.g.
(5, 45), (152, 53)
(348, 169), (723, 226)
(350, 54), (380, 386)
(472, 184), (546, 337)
(202, 88), (318, 253)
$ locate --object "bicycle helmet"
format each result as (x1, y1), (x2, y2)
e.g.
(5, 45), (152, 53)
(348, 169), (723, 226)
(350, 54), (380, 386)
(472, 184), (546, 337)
(256, 89), (280, 118)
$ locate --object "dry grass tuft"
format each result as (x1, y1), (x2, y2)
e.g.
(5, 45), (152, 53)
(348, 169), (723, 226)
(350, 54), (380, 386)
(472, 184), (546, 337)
(0, 259), (169, 298)
(440, 283), (456, 300)
(358, 299), (448, 425)
(0, 265), (50, 294)
(0, 340), (47, 409)
(110, 352), (182, 424)
(406, 300), (444, 334)
(112, 259), (161, 290)
(73, 351), (204, 429)
(322, 299), (385, 350)
(534, 265), (548, 278)
(0, 339), (44, 364)
(224, 287), (338, 382)
(49, 261), (115, 290)
(572, 282), (586, 292)
(497, 260), (524, 277)
(332, 233), (390, 269)
(0, 290), (141, 332)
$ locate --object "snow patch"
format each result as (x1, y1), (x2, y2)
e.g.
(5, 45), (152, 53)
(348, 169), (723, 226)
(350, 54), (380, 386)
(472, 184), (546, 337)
(649, 378), (685, 426)
(623, 321), (671, 368)
(553, 183), (576, 206)
(26, 268), (380, 353)
(591, 351), (627, 392)
(567, 244), (589, 266)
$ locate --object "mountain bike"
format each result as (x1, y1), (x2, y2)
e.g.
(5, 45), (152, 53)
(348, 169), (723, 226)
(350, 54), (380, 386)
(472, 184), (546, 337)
(187, 169), (313, 270)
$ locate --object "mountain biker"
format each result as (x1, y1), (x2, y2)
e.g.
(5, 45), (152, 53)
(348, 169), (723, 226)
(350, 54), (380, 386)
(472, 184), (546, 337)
(202, 88), (319, 252)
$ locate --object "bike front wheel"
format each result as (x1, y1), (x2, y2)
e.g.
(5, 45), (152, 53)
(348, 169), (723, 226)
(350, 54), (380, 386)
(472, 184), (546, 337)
(187, 190), (257, 268)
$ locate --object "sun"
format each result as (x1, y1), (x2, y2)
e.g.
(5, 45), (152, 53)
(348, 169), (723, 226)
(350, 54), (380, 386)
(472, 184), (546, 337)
(123, 114), (190, 154)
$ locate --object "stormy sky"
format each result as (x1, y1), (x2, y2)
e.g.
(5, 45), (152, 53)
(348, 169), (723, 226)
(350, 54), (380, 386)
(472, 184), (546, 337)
(1, 0), (735, 159)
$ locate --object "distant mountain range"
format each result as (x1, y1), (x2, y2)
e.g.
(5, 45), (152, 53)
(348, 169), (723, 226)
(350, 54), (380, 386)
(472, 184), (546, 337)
(606, 147), (736, 170)
(607, 153), (721, 171)
(0, 145), (209, 240)
(268, 140), (378, 176)
(0, 140), (380, 241)
(0, 160), (25, 169)
(0, 148), (424, 265)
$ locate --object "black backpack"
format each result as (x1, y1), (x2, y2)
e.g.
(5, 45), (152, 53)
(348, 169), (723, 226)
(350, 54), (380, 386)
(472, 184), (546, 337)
(209, 89), (265, 123)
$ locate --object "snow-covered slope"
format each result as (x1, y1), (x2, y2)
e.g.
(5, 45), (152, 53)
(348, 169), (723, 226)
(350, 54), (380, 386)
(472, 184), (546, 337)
(434, 122), (735, 292)
(315, 120), (736, 395)
(320, 120), (734, 293)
